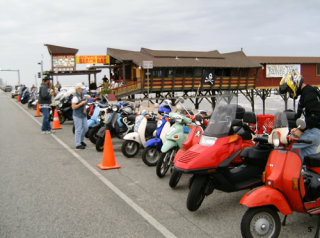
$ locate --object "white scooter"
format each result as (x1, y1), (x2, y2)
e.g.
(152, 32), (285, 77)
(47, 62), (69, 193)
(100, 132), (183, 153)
(121, 110), (157, 158)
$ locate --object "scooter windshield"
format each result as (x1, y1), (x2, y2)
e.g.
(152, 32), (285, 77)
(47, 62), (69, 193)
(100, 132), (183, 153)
(273, 112), (289, 129)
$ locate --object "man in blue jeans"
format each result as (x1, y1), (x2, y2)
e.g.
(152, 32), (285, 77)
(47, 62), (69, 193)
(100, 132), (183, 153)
(38, 77), (52, 134)
(72, 83), (89, 149)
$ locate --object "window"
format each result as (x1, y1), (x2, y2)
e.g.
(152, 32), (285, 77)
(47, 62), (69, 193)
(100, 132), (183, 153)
(175, 68), (184, 77)
(185, 68), (194, 77)
(194, 68), (203, 77)
(317, 64), (320, 76)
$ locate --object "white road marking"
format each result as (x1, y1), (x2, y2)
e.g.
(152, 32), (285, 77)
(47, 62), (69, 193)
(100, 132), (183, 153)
(11, 99), (177, 238)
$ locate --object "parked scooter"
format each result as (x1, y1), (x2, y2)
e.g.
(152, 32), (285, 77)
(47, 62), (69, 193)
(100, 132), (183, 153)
(57, 93), (73, 124)
(239, 112), (320, 238)
(121, 110), (157, 157)
(95, 102), (136, 151)
(156, 99), (193, 178)
(173, 95), (262, 211)
(169, 113), (208, 188)
(87, 103), (112, 144)
(142, 100), (173, 166)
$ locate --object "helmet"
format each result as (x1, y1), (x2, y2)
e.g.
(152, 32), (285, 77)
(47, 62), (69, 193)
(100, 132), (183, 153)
(279, 71), (304, 99)
(158, 100), (172, 115)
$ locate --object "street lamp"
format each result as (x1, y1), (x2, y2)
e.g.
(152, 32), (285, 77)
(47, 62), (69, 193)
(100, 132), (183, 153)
(0, 69), (21, 85)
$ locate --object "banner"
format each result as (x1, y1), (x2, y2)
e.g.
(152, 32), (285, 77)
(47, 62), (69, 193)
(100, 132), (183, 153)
(266, 64), (301, 78)
(53, 55), (75, 68)
(76, 55), (110, 64)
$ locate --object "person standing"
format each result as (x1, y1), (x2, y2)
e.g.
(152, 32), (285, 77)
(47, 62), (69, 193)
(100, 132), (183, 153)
(72, 83), (89, 149)
(279, 71), (320, 159)
(38, 77), (52, 134)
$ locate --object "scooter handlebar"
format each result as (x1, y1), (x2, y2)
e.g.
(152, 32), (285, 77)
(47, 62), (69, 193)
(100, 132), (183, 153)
(296, 139), (312, 144)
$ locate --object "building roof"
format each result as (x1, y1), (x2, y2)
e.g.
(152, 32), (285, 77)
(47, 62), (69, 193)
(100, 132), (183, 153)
(45, 44), (78, 55)
(107, 48), (261, 68)
(249, 56), (320, 64)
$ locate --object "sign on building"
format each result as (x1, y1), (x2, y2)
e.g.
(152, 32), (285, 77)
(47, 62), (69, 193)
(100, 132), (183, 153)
(142, 60), (153, 69)
(76, 55), (110, 64)
(266, 64), (301, 78)
(53, 55), (75, 71)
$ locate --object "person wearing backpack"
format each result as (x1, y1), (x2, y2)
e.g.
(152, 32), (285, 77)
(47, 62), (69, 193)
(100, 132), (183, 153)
(72, 83), (89, 149)
(279, 71), (320, 159)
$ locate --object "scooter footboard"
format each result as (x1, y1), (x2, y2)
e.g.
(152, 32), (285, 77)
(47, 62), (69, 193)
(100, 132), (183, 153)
(240, 186), (292, 215)
(145, 138), (162, 149)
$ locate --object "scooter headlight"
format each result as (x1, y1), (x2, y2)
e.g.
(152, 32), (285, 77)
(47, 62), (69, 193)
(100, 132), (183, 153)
(175, 115), (183, 123)
(199, 135), (217, 146)
(59, 103), (63, 108)
(112, 105), (118, 112)
(272, 132), (281, 147)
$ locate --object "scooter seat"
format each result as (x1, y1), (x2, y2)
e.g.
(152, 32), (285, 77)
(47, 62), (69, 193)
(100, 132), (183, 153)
(305, 153), (320, 167)
(241, 144), (273, 168)
(127, 114), (137, 122)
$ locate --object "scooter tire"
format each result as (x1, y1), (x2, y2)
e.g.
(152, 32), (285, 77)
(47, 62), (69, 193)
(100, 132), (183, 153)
(142, 147), (160, 166)
(241, 206), (280, 238)
(187, 175), (208, 211)
(96, 137), (104, 152)
(169, 169), (182, 188)
(121, 140), (140, 158)
(59, 113), (66, 124)
(156, 149), (173, 178)
(87, 126), (100, 144)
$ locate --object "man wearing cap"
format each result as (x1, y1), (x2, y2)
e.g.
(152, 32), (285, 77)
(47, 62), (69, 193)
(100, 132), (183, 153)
(72, 83), (89, 149)
(39, 77), (52, 134)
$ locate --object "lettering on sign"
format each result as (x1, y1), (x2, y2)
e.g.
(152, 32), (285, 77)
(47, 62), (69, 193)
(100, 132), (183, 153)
(266, 64), (301, 78)
(76, 55), (110, 64)
(53, 55), (75, 68)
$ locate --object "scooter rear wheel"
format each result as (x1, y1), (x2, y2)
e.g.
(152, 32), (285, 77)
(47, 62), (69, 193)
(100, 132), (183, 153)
(187, 175), (208, 211)
(87, 126), (100, 144)
(241, 207), (280, 238)
(142, 147), (160, 166)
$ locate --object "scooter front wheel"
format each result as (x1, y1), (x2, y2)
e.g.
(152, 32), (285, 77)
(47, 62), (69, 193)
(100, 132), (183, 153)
(87, 126), (100, 144)
(96, 137), (104, 152)
(142, 147), (160, 166)
(187, 175), (208, 211)
(156, 149), (175, 178)
(241, 207), (281, 238)
(121, 140), (140, 158)
(169, 169), (182, 188)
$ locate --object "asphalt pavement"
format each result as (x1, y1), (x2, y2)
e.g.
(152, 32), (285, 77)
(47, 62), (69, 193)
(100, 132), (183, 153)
(0, 91), (317, 238)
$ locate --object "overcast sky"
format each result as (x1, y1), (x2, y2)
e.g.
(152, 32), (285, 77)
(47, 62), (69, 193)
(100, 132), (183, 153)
(0, 0), (319, 87)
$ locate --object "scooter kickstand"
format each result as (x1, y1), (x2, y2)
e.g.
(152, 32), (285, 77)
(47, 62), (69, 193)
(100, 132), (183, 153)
(314, 214), (320, 238)
(281, 215), (287, 226)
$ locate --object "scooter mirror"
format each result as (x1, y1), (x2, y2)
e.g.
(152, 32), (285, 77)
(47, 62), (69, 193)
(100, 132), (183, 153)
(154, 103), (159, 108)
(176, 97), (184, 104)
(296, 118), (306, 130)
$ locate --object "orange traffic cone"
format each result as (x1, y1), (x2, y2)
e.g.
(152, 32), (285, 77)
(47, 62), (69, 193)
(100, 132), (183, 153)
(35, 103), (41, 117)
(16, 94), (20, 102)
(97, 130), (121, 170)
(52, 109), (62, 130)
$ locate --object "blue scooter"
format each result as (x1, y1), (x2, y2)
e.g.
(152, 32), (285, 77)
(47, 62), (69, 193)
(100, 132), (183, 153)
(142, 101), (172, 166)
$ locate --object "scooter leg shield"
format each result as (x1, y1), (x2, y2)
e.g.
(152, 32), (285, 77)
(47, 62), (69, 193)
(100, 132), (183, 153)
(161, 140), (178, 154)
(96, 127), (107, 138)
(123, 132), (142, 144)
(240, 186), (292, 215)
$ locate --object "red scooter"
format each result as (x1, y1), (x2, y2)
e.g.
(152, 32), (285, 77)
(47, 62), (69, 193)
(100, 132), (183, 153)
(174, 97), (265, 211)
(169, 113), (208, 188)
(240, 112), (320, 238)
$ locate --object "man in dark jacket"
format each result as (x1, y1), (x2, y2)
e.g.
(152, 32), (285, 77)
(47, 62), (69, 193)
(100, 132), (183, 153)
(279, 72), (320, 159)
(39, 77), (52, 134)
